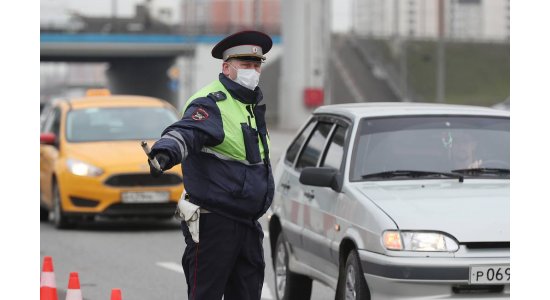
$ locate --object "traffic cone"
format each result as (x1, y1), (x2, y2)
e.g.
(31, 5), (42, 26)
(65, 272), (83, 300)
(40, 256), (58, 300)
(110, 288), (122, 300)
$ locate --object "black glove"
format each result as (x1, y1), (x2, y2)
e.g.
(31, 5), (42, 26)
(148, 152), (170, 178)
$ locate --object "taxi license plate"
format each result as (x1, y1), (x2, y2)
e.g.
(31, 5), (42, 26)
(121, 191), (170, 203)
(469, 265), (510, 284)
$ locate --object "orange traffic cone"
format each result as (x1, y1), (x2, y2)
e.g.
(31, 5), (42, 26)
(110, 288), (122, 300)
(40, 256), (58, 300)
(65, 272), (83, 300)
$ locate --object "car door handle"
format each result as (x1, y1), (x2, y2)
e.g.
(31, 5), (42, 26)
(304, 191), (315, 200)
(280, 183), (290, 189)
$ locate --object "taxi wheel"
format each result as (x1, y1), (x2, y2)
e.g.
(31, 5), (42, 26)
(51, 183), (75, 229)
(273, 233), (312, 300)
(337, 250), (370, 300)
(40, 207), (49, 222)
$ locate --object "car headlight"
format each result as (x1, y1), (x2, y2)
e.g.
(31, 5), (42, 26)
(383, 230), (459, 252)
(66, 158), (103, 177)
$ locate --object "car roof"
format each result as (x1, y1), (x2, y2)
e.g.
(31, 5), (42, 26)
(314, 102), (510, 119)
(61, 95), (170, 110)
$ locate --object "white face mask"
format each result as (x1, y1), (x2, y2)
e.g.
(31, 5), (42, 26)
(230, 64), (260, 90)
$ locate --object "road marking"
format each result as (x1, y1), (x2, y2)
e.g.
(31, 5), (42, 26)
(157, 262), (274, 299)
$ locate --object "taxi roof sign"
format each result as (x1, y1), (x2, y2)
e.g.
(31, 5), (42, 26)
(86, 89), (111, 97)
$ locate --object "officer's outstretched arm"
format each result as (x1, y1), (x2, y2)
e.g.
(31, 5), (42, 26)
(150, 97), (224, 166)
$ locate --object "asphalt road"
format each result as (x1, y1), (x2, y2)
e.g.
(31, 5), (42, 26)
(40, 128), (335, 300)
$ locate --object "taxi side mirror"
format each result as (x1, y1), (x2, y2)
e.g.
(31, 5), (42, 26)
(40, 133), (57, 145)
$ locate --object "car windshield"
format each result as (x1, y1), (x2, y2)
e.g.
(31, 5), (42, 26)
(66, 107), (178, 142)
(350, 116), (509, 181)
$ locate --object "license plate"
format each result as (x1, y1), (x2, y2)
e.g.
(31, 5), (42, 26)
(121, 191), (170, 203)
(469, 265), (510, 284)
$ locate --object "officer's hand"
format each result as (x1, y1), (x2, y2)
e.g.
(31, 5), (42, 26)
(148, 152), (170, 178)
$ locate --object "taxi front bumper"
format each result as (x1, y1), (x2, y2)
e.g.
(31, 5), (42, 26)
(57, 171), (182, 217)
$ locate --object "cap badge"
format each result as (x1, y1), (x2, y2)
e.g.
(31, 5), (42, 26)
(252, 47), (258, 54)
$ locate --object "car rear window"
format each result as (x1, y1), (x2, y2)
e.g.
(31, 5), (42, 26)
(350, 116), (510, 181)
(296, 122), (334, 170)
(66, 107), (178, 142)
(285, 120), (316, 165)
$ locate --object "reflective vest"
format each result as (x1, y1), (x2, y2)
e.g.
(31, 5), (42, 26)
(183, 80), (269, 164)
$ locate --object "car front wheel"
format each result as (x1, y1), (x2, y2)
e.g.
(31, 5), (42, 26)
(51, 183), (75, 229)
(337, 250), (370, 300)
(273, 233), (312, 300)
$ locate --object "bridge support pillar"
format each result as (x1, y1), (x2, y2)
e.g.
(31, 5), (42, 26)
(107, 57), (177, 106)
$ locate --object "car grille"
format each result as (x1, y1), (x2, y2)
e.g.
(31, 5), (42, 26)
(101, 202), (177, 217)
(452, 284), (504, 294)
(462, 242), (510, 249)
(104, 173), (182, 187)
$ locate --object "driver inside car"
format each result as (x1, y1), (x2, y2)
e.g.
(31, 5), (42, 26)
(442, 131), (483, 170)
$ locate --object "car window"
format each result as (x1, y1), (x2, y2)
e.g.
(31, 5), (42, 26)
(65, 107), (178, 142)
(321, 125), (348, 170)
(350, 116), (510, 181)
(285, 120), (316, 165)
(296, 122), (334, 170)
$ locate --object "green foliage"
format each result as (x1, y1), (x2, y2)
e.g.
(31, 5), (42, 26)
(369, 38), (510, 106)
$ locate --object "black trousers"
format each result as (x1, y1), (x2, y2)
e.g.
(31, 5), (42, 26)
(181, 213), (265, 300)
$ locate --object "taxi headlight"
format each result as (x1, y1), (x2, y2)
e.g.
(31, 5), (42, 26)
(66, 159), (103, 177)
(383, 230), (459, 252)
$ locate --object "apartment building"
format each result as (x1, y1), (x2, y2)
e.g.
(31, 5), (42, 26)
(353, 0), (510, 41)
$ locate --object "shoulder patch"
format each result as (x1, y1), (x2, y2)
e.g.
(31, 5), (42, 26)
(208, 91), (227, 102)
(191, 107), (209, 121)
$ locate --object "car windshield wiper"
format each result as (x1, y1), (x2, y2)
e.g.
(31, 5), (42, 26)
(361, 170), (464, 182)
(451, 168), (510, 177)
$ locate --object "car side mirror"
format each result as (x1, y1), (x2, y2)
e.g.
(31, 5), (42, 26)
(40, 133), (57, 146)
(299, 167), (340, 192)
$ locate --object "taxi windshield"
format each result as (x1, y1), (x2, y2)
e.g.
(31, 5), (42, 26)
(350, 116), (510, 181)
(66, 107), (178, 142)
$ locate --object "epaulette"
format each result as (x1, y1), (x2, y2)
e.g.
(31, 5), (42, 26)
(207, 91), (227, 102)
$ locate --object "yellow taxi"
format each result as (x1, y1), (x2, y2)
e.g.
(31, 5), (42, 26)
(40, 90), (183, 228)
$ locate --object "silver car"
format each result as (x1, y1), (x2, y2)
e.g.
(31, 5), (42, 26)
(267, 103), (510, 300)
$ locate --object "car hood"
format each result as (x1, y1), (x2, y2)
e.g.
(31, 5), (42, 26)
(355, 180), (509, 242)
(64, 140), (163, 171)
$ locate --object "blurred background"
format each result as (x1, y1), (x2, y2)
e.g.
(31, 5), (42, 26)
(38, 2), (511, 298)
(41, 0), (510, 130)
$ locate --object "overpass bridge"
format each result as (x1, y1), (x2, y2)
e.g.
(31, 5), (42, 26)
(41, 33), (209, 106)
(41, 33), (257, 107)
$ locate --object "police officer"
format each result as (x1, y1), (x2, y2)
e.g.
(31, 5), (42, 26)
(147, 30), (274, 300)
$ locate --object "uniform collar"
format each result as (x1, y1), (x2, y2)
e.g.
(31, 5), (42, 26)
(219, 73), (263, 105)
